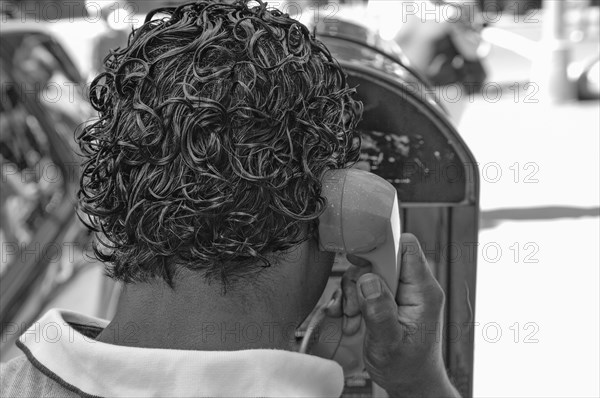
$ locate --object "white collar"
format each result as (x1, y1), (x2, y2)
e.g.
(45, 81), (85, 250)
(18, 309), (344, 397)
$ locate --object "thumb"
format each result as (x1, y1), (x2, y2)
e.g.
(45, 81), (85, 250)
(356, 273), (401, 346)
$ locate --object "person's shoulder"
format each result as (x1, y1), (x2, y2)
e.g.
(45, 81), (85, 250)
(1, 355), (79, 398)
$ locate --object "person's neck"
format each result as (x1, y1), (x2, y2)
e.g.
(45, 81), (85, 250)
(95, 271), (306, 352)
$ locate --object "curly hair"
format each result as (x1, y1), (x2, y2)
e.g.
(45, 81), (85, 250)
(77, 0), (362, 286)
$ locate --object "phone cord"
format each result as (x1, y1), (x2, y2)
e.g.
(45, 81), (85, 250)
(298, 304), (342, 358)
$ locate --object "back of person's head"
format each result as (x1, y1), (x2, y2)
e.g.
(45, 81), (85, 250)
(78, 0), (362, 287)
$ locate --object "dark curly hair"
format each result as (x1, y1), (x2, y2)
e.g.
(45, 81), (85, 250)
(77, 0), (362, 286)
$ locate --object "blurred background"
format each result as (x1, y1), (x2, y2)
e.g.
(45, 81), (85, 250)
(0, 1), (598, 397)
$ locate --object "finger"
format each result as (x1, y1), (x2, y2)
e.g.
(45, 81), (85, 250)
(343, 314), (362, 336)
(356, 273), (401, 346)
(397, 233), (443, 305)
(346, 254), (371, 268)
(341, 264), (369, 318)
(400, 233), (437, 285)
(396, 233), (444, 314)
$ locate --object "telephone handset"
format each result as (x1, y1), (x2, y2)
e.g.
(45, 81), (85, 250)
(319, 168), (401, 296)
(310, 169), (402, 395)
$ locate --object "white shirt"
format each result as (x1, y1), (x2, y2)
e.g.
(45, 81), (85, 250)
(5, 309), (345, 397)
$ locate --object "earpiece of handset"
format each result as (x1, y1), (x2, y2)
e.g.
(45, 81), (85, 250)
(319, 169), (401, 295)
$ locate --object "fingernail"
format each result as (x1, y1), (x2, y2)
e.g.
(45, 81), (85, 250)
(359, 276), (381, 299)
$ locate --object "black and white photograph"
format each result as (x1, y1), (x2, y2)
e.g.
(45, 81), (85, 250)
(0, 0), (598, 397)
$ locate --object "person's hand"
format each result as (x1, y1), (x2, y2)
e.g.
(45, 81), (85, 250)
(326, 233), (460, 397)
